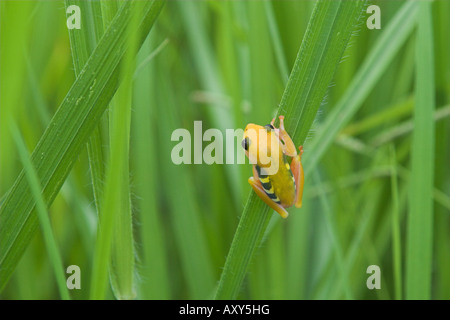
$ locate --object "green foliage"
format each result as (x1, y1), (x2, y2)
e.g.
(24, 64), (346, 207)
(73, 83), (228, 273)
(0, 0), (449, 300)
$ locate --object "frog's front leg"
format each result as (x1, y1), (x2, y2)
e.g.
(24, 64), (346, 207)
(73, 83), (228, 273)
(271, 115), (297, 157)
(248, 166), (289, 219)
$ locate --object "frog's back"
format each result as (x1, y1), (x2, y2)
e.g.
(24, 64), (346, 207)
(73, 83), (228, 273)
(256, 156), (296, 208)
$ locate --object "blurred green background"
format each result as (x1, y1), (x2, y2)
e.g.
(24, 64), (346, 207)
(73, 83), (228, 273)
(0, 0), (449, 300)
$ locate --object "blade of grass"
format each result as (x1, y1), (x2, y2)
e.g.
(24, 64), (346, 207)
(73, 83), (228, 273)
(370, 104), (450, 147)
(133, 35), (170, 300)
(433, 0), (450, 298)
(104, 0), (141, 300)
(66, 0), (135, 299)
(274, 0), (367, 142)
(406, 0), (435, 300)
(396, 165), (450, 213)
(214, 0), (367, 300)
(26, 50), (98, 264)
(307, 162), (450, 215)
(304, 1), (419, 172)
(10, 123), (70, 300)
(89, 0), (155, 300)
(0, 0), (165, 292)
(389, 145), (402, 300)
(341, 96), (414, 137)
(65, 0), (106, 215)
(100, 0), (137, 300)
(90, 0), (137, 300)
(248, 219), (285, 299)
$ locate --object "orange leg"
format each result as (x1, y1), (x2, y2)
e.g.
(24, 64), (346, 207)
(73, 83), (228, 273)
(271, 115), (297, 157)
(248, 166), (289, 219)
(290, 146), (304, 208)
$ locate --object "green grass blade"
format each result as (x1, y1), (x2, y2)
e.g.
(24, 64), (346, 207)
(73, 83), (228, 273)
(304, 1), (419, 172)
(65, 0), (106, 215)
(396, 165), (450, 213)
(10, 123), (70, 300)
(101, 0), (119, 28)
(104, 0), (141, 300)
(133, 36), (170, 300)
(370, 104), (450, 147)
(214, 0), (367, 300)
(342, 96), (414, 137)
(273, 0), (366, 142)
(264, 0), (289, 82)
(390, 145), (402, 300)
(0, 0), (165, 292)
(406, 0), (435, 300)
(75, 0), (136, 300)
(433, 0), (450, 294)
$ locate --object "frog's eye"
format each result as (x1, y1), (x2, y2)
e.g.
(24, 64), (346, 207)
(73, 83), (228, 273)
(264, 124), (274, 131)
(242, 137), (250, 151)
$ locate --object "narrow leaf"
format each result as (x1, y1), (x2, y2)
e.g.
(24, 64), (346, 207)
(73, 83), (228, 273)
(0, 0), (165, 292)
(406, 0), (435, 300)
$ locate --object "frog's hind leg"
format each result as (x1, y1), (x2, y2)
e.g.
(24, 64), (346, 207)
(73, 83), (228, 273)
(290, 146), (304, 208)
(248, 167), (289, 218)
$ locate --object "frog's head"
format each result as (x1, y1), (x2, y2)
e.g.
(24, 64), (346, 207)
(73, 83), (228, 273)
(242, 123), (281, 174)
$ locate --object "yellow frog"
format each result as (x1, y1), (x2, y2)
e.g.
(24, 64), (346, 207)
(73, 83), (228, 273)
(242, 116), (304, 218)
